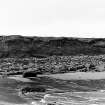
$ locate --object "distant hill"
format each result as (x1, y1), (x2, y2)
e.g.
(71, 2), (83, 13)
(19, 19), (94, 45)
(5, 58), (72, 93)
(0, 35), (105, 57)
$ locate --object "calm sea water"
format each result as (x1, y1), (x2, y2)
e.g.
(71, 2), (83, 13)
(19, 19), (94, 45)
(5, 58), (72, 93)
(1, 77), (105, 105)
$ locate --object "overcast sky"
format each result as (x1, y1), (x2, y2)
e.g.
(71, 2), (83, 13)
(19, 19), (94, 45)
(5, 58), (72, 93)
(0, 0), (105, 37)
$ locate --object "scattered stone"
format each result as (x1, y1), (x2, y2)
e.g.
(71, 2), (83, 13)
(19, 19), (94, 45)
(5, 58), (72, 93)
(21, 86), (46, 94)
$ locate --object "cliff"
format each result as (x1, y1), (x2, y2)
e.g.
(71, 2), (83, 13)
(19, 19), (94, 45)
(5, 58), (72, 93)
(0, 35), (105, 57)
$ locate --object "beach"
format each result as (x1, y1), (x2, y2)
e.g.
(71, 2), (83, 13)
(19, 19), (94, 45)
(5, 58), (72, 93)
(1, 73), (105, 105)
(38, 71), (105, 80)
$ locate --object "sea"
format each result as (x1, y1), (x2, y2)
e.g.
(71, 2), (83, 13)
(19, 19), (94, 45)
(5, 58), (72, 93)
(1, 76), (105, 105)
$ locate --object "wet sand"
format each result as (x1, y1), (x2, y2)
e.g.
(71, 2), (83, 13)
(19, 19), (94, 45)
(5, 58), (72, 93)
(3, 72), (105, 105)
(0, 78), (31, 105)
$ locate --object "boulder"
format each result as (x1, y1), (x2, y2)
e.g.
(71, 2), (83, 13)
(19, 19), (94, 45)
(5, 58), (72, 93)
(23, 71), (42, 78)
(21, 86), (46, 94)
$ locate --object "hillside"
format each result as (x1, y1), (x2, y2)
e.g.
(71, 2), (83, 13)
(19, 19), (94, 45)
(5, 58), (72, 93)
(0, 36), (105, 57)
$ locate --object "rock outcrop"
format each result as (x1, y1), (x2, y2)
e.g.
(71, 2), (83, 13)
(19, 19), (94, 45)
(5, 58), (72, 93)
(21, 86), (46, 94)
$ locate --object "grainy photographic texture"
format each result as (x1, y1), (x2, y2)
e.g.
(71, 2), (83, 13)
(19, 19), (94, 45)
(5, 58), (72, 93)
(0, 0), (105, 104)
(1, 35), (105, 105)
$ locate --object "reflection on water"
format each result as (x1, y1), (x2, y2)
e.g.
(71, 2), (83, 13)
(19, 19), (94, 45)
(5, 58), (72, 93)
(1, 77), (105, 104)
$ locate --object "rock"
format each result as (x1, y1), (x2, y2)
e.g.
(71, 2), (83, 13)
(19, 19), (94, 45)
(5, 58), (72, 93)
(23, 71), (42, 78)
(21, 86), (46, 94)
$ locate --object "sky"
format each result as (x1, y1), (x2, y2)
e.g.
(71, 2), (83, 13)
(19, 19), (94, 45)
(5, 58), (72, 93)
(0, 0), (105, 37)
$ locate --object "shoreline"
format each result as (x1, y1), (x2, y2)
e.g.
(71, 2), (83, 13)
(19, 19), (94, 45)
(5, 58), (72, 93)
(7, 71), (105, 81)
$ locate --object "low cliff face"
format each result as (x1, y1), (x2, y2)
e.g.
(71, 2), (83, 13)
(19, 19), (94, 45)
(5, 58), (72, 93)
(0, 35), (105, 58)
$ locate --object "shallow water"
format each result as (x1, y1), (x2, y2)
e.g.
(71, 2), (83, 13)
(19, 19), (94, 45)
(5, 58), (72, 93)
(1, 77), (105, 105)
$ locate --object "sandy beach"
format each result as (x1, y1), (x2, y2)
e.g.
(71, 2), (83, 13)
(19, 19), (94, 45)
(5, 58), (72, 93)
(8, 72), (105, 81)
(38, 72), (105, 80)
